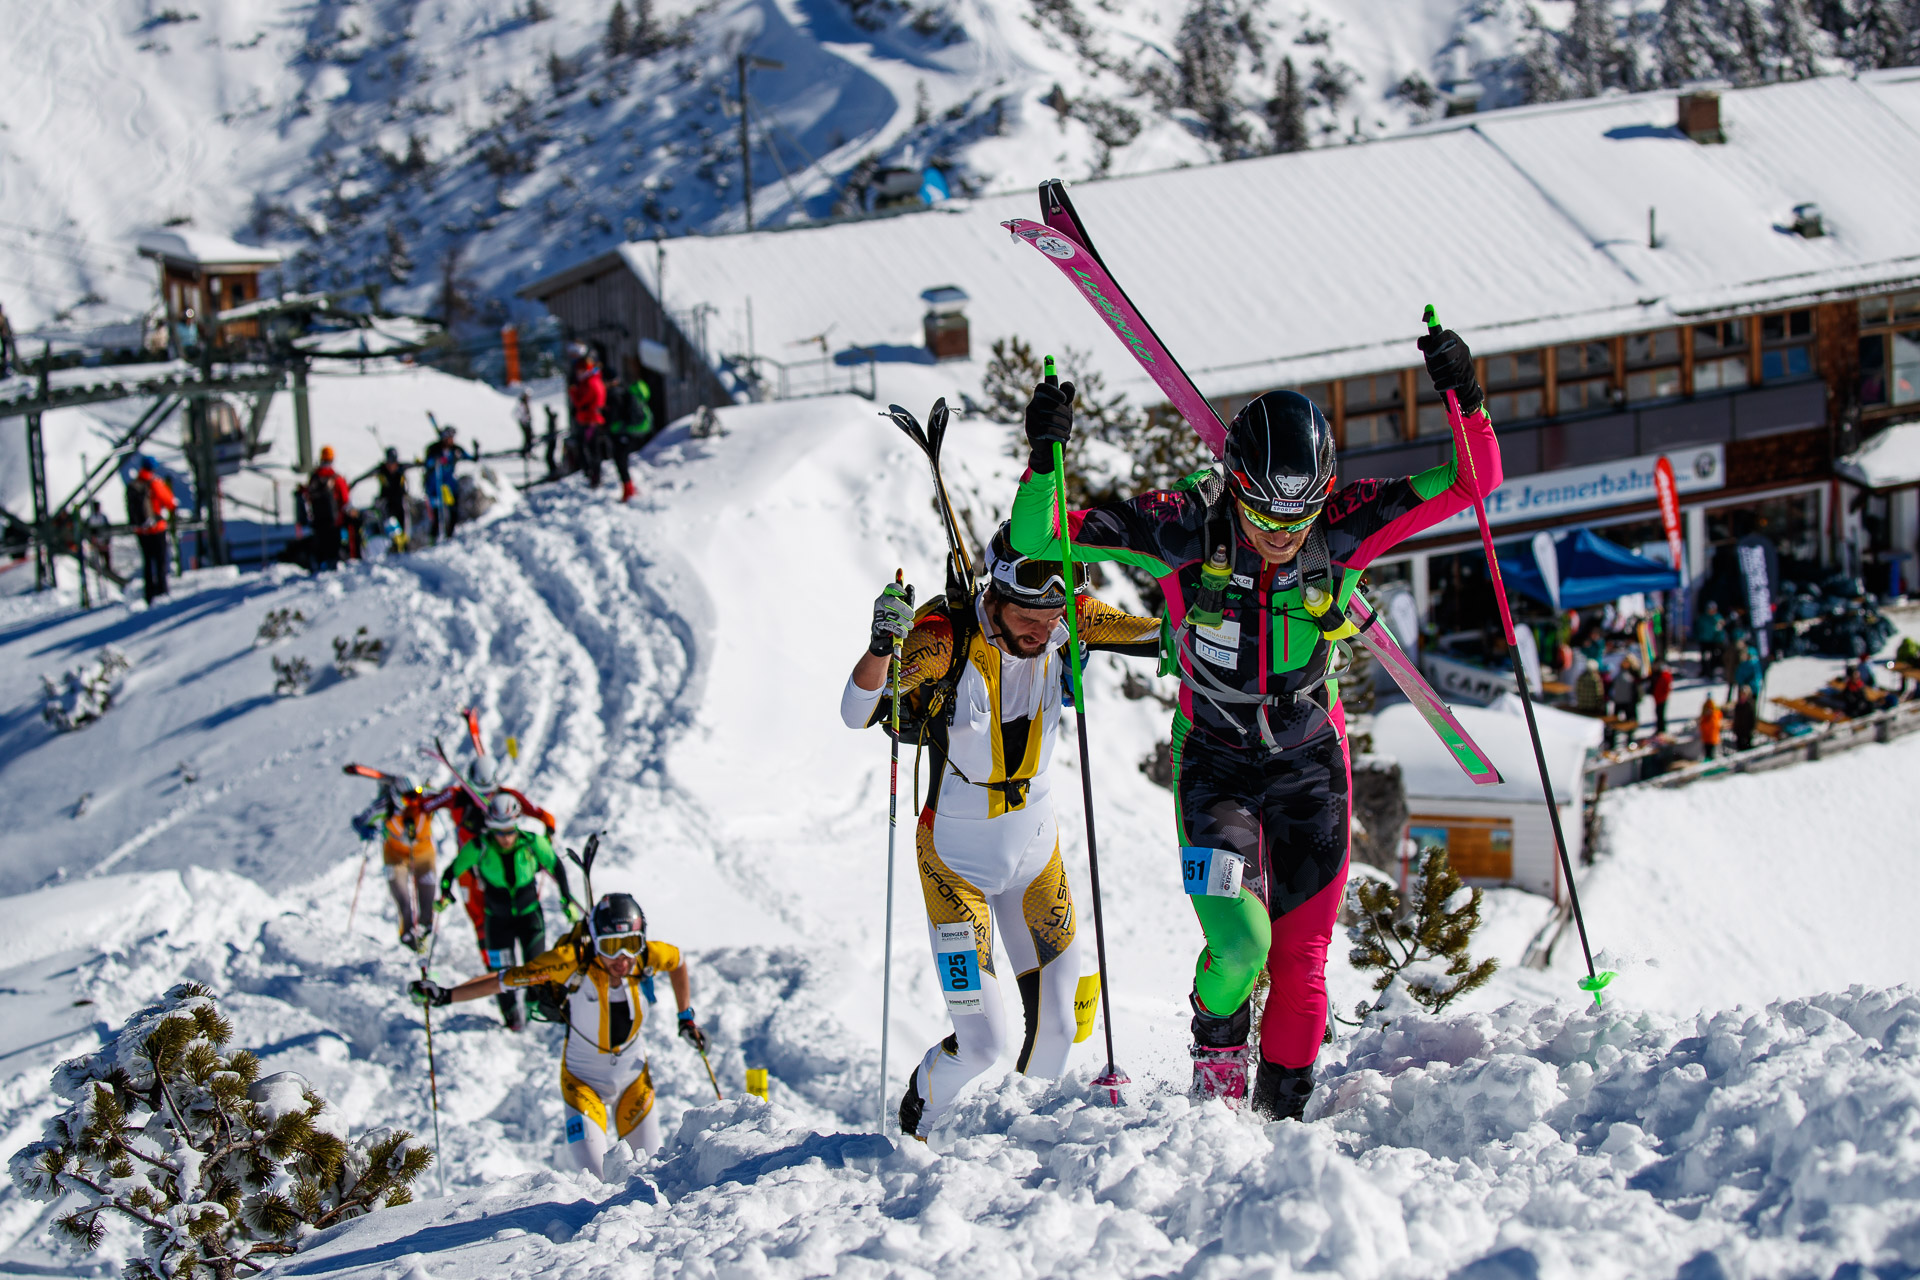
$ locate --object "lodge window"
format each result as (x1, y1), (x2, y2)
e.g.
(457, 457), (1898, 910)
(1760, 308), (1814, 381)
(1857, 292), (1920, 409)
(1624, 329), (1682, 404)
(1555, 340), (1615, 414)
(1692, 319), (1749, 393)
(1342, 372), (1402, 449)
(1476, 349), (1544, 427)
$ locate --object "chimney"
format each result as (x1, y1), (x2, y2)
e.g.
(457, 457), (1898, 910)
(1678, 90), (1723, 144)
(921, 285), (970, 361)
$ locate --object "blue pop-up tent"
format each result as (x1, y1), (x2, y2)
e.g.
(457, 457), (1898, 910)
(1497, 527), (1680, 610)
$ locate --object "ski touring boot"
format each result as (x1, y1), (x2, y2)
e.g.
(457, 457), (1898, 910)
(1249, 1059), (1314, 1122)
(899, 1070), (928, 1142)
(1188, 992), (1251, 1105)
(621, 480), (636, 503)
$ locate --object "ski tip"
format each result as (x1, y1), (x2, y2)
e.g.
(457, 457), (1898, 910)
(1422, 303), (1440, 332)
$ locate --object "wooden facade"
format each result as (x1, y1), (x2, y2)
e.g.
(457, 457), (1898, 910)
(518, 251), (731, 421)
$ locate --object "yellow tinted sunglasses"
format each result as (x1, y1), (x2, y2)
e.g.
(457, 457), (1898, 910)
(595, 934), (645, 957)
(1237, 499), (1317, 534)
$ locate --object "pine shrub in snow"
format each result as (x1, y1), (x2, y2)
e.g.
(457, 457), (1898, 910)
(1346, 848), (1497, 1022)
(41, 648), (132, 732)
(271, 655), (312, 696)
(252, 608), (308, 645)
(8, 983), (429, 1280)
(331, 629), (386, 675)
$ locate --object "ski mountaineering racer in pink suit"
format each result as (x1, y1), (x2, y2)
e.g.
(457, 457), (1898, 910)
(1007, 328), (1501, 1118)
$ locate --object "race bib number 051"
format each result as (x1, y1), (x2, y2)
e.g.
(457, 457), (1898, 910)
(1180, 846), (1244, 898)
(934, 921), (983, 1014)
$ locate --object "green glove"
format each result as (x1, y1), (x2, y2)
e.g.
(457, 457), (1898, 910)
(563, 900), (582, 924)
(436, 895), (453, 913)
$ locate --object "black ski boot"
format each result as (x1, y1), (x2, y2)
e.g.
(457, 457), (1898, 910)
(1189, 992), (1251, 1104)
(1249, 1058), (1314, 1121)
(899, 1071), (927, 1141)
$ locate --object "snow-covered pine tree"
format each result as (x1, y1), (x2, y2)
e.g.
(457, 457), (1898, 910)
(1848, 0), (1910, 67)
(1658, 0), (1723, 85)
(1773, 0), (1827, 78)
(1268, 56), (1308, 152)
(1345, 849), (1498, 1023)
(1175, 0), (1251, 156)
(9, 984), (429, 1280)
(1724, 0), (1769, 82)
(605, 0), (631, 56)
(1519, 5), (1569, 103)
(630, 0), (663, 56)
(1563, 0), (1620, 96)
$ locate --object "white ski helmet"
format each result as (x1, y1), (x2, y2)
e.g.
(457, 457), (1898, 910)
(485, 791), (523, 831)
(468, 755), (499, 791)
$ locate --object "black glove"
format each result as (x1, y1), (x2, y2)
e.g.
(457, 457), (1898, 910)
(1023, 379), (1076, 474)
(1418, 328), (1483, 416)
(408, 979), (452, 1008)
(677, 1010), (707, 1052)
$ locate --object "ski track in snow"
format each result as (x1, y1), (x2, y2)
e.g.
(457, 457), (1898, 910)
(4, 395), (1920, 1279)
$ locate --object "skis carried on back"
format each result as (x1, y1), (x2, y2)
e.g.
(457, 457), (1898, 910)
(1005, 182), (1500, 785)
(1345, 597), (1501, 785)
(883, 397), (977, 608)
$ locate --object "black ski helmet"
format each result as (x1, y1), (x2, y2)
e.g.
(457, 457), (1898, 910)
(590, 893), (646, 943)
(987, 521), (1087, 610)
(1224, 391), (1336, 523)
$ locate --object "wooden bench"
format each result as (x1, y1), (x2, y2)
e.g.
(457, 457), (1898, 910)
(1772, 696), (1848, 724)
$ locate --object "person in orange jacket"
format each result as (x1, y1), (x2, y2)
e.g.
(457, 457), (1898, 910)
(307, 445), (352, 572)
(568, 345), (608, 487)
(1698, 695), (1724, 760)
(127, 455), (179, 603)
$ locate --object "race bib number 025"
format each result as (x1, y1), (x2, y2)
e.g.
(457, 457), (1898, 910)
(1181, 846), (1244, 898)
(934, 921), (983, 1014)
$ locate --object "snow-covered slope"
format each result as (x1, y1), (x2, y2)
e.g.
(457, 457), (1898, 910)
(5, 387), (1920, 1278)
(0, 0), (1540, 332)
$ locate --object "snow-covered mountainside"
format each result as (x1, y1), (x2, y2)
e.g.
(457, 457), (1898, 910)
(0, 0), (1896, 336)
(5, 387), (1920, 1278)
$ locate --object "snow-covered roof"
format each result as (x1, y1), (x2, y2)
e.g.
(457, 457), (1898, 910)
(1378, 693), (1602, 806)
(548, 70), (1920, 410)
(1836, 421), (1920, 490)
(135, 228), (283, 270)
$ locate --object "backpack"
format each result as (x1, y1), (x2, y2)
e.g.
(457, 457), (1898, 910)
(127, 478), (152, 528)
(307, 473), (342, 527)
(869, 597), (978, 749)
(524, 920), (659, 1027)
(605, 382), (638, 430)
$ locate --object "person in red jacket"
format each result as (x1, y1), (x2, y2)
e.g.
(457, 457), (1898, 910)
(568, 345), (608, 488)
(306, 445), (352, 572)
(1649, 660), (1674, 735)
(127, 455), (179, 603)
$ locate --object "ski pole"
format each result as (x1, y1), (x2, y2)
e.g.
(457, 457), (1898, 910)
(697, 1048), (724, 1101)
(1423, 305), (1612, 1009)
(1044, 355), (1128, 1104)
(419, 970), (447, 1195)
(878, 568), (910, 1132)
(346, 839), (373, 933)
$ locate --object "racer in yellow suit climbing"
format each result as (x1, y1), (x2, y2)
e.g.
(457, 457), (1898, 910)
(841, 522), (1159, 1138)
(409, 892), (704, 1179)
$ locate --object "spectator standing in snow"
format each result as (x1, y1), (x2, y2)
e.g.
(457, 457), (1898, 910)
(1732, 644), (1764, 703)
(86, 499), (112, 575)
(543, 405), (560, 478)
(305, 446), (351, 572)
(126, 456), (178, 603)
(422, 425), (469, 541)
(568, 344), (608, 488)
(1732, 684), (1758, 752)
(0, 302), (15, 378)
(1649, 661), (1674, 735)
(1698, 695), (1723, 759)
(1609, 658), (1641, 726)
(1693, 600), (1725, 680)
(514, 390), (534, 459)
(1575, 657), (1606, 715)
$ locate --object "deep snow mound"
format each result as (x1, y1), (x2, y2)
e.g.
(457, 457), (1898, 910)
(281, 985), (1920, 1280)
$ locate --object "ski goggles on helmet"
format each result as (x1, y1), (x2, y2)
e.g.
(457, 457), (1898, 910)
(989, 551), (1089, 609)
(1236, 498), (1318, 535)
(594, 933), (646, 957)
